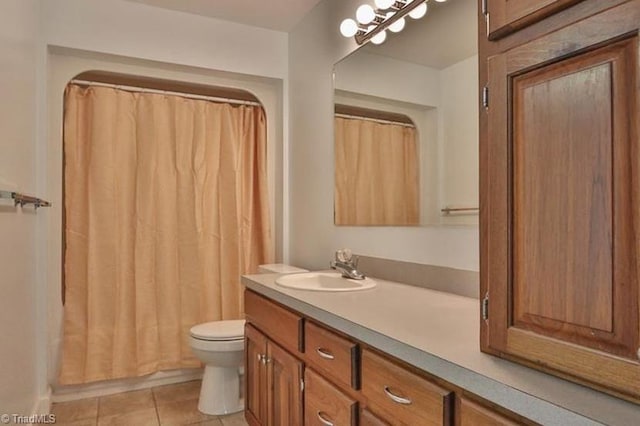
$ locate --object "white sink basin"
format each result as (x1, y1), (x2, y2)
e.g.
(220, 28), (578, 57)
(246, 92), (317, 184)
(275, 271), (376, 292)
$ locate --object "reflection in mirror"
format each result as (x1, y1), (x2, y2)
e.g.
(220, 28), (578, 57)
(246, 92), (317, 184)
(334, 0), (478, 226)
(335, 105), (419, 226)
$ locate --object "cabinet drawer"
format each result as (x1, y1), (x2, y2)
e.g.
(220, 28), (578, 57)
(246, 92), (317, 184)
(361, 349), (453, 426)
(244, 290), (303, 354)
(360, 409), (389, 426)
(456, 396), (518, 426)
(304, 368), (357, 426)
(305, 321), (359, 389)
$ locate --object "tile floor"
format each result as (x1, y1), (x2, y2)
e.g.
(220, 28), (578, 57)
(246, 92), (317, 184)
(50, 380), (248, 426)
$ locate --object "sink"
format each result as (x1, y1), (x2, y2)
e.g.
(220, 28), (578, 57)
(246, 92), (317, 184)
(275, 272), (376, 292)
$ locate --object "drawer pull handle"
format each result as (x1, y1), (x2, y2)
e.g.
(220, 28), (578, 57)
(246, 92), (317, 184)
(383, 386), (412, 405)
(316, 348), (335, 360)
(317, 411), (334, 426)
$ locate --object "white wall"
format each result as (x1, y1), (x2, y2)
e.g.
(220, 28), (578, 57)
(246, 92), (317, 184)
(42, 0), (288, 79)
(0, 0), (42, 415)
(288, 0), (479, 272)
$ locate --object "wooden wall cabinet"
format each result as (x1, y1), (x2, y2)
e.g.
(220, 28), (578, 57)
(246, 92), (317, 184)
(481, 0), (640, 402)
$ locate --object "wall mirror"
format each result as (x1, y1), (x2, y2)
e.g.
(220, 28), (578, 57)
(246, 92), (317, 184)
(334, 0), (478, 226)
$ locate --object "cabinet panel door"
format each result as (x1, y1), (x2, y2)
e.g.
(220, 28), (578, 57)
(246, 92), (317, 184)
(245, 325), (268, 425)
(486, 0), (582, 39)
(266, 341), (303, 426)
(483, 1), (640, 401)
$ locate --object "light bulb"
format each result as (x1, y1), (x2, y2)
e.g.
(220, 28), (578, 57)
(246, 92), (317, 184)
(340, 18), (359, 37)
(409, 2), (427, 19)
(435, 0), (447, 2)
(375, 0), (395, 9)
(371, 30), (387, 45)
(356, 4), (376, 24)
(389, 17), (405, 32)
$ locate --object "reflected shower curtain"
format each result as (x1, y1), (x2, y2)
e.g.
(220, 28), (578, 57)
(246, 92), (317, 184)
(59, 84), (273, 384)
(335, 117), (419, 225)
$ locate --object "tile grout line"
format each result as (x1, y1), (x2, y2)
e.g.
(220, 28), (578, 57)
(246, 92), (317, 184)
(151, 386), (162, 426)
(95, 396), (101, 426)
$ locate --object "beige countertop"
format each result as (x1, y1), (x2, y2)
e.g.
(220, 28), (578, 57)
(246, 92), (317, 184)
(242, 272), (640, 426)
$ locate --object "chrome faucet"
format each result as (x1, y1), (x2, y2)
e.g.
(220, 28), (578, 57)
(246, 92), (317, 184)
(330, 249), (365, 280)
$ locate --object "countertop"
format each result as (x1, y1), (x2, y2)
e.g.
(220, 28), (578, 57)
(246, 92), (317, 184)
(242, 272), (640, 426)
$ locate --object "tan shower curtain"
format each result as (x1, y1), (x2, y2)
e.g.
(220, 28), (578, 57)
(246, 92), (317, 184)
(335, 116), (419, 225)
(59, 84), (273, 385)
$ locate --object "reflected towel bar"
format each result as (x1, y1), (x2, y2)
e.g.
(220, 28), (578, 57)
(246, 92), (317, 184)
(0, 190), (51, 209)
(441, 206), (479, 215)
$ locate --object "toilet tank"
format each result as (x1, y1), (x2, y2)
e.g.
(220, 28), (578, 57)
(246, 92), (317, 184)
(257, 264), (308, 274)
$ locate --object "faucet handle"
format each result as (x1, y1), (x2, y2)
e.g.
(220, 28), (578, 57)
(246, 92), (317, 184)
(336, 248), (353, 263)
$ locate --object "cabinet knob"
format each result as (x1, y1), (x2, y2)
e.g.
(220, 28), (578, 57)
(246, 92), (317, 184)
(383, 386), (412, 405)
(317, 411), (334, 426)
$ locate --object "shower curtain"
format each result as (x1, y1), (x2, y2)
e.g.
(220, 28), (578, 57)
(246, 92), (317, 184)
(59, 84), (273, 385)
(334, 116), (419, 225)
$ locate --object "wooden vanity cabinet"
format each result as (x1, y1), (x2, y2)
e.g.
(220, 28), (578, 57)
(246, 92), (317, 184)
(484, 0), (583, 39)
(245, 290), (524, 426)
(481, 0), (640, 402)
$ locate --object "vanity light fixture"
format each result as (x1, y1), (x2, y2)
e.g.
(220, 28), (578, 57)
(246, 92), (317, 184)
(340, 0), (441, 45)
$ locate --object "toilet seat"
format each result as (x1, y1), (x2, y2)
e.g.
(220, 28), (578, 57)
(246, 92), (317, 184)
(190, 319), (245, 341)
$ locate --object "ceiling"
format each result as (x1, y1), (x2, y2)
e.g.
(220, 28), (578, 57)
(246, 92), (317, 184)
(124, 0), (325, 31)
(360, 0), (477, 69)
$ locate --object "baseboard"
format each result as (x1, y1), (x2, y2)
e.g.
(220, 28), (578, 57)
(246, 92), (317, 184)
(35, 387), (52, 414)
(17, 388), (53, 426)
(51, 368), (203, 403)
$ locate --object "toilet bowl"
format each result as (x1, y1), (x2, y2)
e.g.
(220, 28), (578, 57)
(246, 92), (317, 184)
(190, 264), (309, 415)
(189, 319), (245, 415)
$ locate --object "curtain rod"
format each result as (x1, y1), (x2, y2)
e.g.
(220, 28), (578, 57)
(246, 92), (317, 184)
(69, 80), (262, 107)
(335, 113), (415, 128)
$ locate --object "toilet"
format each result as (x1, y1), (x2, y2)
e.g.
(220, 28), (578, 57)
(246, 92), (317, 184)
(189, 264), (308, 415)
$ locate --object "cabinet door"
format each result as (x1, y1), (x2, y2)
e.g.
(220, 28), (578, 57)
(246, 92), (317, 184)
(246, 325), (268, 425)
(266, 341), (303, 426)
(456, 397), (518, 426)
(486, 0), (583, 39)
(483, 1), (640, 401)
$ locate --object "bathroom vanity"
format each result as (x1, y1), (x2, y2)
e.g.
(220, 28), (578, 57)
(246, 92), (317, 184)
(242, 273), (640, 426)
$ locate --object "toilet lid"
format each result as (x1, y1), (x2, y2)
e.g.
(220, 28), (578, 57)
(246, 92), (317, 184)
(190, 319), (245, 341)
